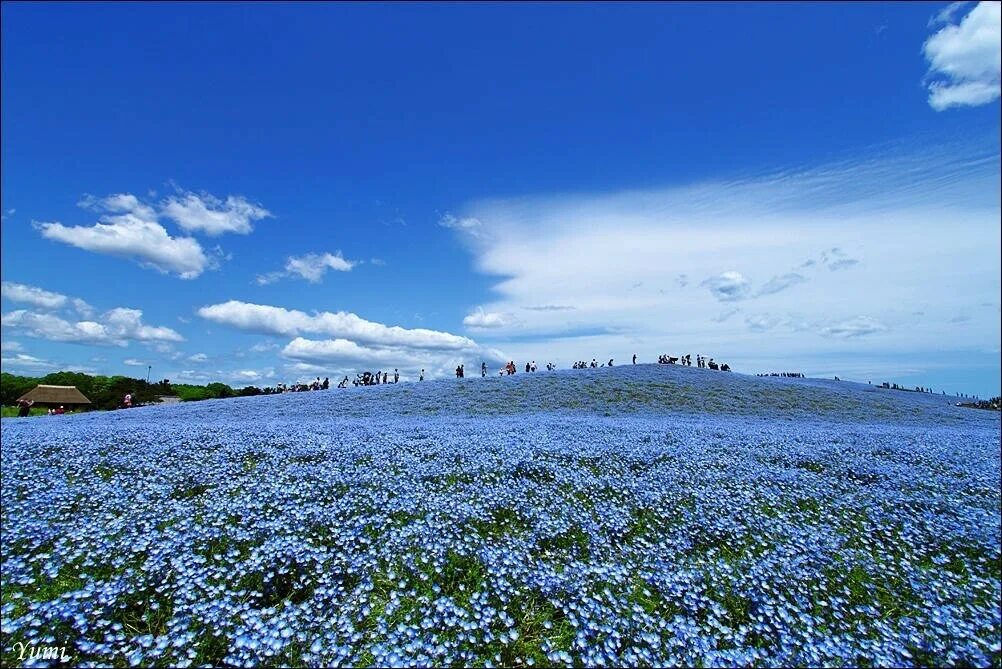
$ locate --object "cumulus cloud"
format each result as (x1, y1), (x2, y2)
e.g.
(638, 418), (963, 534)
(160, 191), (271, 236)
(2, 307), (184, 347)
(123, 358), (147, 366)
(756, 273), (808, 297)
(197, 299), (505, 379)
(1, 281), (68, 309)
(198, 300), (480, 352)
(34, 189), (271, 278)
(256, 251), (358, 285)
(923, 1), (1001, 110)
(820, 317), (888, 338)
(702, 271), (752, 302)
(282, 337), (406, 366)
(1, 340), (24, 352)
(188, 353), (209, 362)
(37, 193), (210, 278)
(463, 308), (518, 329)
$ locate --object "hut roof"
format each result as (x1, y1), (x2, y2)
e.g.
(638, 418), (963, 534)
(17, 385), (92, 405)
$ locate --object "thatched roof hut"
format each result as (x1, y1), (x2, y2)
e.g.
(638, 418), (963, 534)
(17, 385), (92, 406)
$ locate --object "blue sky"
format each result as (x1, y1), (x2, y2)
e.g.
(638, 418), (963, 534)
(2, 1), (999, 396)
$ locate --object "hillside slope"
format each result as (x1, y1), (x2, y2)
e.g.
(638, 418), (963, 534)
(1, 364), (999, 667)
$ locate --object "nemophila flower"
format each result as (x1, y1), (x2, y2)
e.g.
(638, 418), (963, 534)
(2, 366), (999, 666)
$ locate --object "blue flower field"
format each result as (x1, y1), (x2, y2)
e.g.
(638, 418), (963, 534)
(2, 364), (1000, 667)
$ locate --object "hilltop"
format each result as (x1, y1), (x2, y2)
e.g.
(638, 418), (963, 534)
(59, 362), (993, 427)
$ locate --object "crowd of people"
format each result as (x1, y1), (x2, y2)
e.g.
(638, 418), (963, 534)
(352, 370), (400, 386)
(270, 377), (331, 392)
(572, 359), (614, 368)
(656, 353), (730, 371)
(758, 372), (805, 378)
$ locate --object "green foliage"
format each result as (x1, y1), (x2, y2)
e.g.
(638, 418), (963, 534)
(0, 406), (48, 418)
(1, 370), (235, 410)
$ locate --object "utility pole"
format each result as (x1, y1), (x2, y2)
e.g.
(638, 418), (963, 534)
(147, 365), (151, 383)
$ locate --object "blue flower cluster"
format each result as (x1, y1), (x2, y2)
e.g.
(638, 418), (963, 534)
(2, 365), (999, 667)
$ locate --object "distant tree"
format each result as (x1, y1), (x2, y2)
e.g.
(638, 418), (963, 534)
(0, 372), (38, 406)
(206, 382), (235, 399)
(238, 386), (263, 397)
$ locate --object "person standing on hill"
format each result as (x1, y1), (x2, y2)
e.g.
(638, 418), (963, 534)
(633, 354), (637, 364)
(394, 369), (399, 383)
(481, 362), (487, 377)
(420, 369), (425, 381)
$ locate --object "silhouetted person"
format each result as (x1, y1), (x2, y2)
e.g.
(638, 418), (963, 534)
(481, 362), (487, 377)
(394, 369), (399, 383)
(632, 354), (637, 364)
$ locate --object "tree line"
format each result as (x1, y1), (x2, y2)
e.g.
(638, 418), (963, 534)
(0, 371), (268, 411)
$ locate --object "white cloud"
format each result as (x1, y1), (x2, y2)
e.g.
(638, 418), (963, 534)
(463, 307), (518, 329)
(123, 358), (147, 366)
(702, 271), (752, 302)
(282, 337), (406, 366)
(197, 299), (505, 379)
(1, 282), (98, 318)
(198, 300), (480, 352)
(1, 281), (68, 309)
(37, 192), (210, 278)
(1, 352), (57, 371)
(923, 1), (1001, 110)
(931, 1), (973, 26)
(439, 213), (485, 238)
(436, 137), (999, 378)
(2, 307), (183, 347)
(160, 191), (271, 236)
(188, 353), (209, 362)
(34, 189), (272, 278)
(1, 340), (23, 352)
(819, 317), (888, 338)
(256, 251), (358, 285)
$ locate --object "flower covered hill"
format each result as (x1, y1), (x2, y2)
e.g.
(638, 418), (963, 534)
(1, 365), (999, 667)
